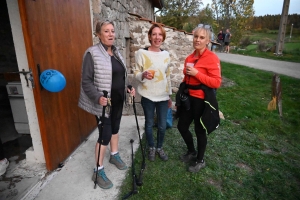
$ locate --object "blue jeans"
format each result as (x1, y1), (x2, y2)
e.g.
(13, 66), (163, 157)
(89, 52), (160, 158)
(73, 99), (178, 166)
(141, 97), (168, 149)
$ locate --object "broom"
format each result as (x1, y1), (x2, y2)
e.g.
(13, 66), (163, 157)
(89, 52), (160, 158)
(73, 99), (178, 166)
(268, 96), (276, 111)
(267, 74), (281, 116)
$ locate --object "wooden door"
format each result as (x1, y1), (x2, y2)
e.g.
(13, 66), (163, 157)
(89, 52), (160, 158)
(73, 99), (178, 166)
(18, 0), (96, 170)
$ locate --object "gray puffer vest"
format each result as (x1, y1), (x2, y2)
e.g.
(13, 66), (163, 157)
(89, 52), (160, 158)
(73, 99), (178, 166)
(78, 43), (127, 117)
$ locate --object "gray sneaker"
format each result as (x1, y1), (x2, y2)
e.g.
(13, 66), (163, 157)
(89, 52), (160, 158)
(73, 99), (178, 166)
(148, 147), (156, 161)
(0, 158), (9, 176)
(188, 160), (206, 173)
(157, 148), (168, 161)
(180, 151), (197, 163)
(92, 168), (113, 189)
(109, 153), (127, 170)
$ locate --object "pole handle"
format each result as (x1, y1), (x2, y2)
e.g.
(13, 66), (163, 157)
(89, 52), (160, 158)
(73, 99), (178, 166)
(103, 90), (108, 98)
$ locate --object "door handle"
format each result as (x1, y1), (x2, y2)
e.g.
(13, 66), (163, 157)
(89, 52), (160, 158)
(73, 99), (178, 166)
(7, 69), (34, 88)
(28, 72), (35, 89)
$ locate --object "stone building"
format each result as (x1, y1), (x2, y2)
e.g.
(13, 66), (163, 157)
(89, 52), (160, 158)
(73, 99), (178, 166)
(91, 0), (195, 95)
(128, 14), (194, 90)
(1, 0), (195, 171)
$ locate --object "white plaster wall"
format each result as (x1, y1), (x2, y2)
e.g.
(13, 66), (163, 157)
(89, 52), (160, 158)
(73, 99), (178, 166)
(89, 0), (94, 39)
(6, 0), (45, 163)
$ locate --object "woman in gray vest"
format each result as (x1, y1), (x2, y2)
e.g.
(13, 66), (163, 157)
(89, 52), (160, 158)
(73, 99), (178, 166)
(78, 20), (135, 189)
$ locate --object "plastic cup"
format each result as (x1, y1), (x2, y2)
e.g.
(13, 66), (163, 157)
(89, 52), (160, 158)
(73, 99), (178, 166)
(148, 70), (156, 77)
(186, 63), (194, 67)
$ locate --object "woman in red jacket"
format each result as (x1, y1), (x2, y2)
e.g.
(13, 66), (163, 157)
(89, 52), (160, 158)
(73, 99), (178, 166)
(177, 25), (221, 173)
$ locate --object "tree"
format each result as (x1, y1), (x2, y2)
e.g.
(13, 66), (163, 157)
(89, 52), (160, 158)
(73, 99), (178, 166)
(210, 0), (254, 45)
(197, 4), (215, 26)
(159, 0), (203, 30)
(158, 0), (255, 45)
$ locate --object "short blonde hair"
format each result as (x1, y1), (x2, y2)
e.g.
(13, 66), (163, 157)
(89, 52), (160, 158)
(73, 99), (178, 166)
(193, 27), (211, 41)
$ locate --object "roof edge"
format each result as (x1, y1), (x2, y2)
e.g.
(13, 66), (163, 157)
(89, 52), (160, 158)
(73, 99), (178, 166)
(128, 12), (193, 35)
(152, 0), (164, 9)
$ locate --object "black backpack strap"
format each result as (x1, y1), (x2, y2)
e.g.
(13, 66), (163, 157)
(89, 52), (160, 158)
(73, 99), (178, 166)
(186, 84), (203, 90)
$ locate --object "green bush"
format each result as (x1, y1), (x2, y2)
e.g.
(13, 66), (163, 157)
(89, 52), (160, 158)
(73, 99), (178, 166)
(239, 36), (252, 48)
(257, 40), (270, 51)
(253, 28), (270, 33)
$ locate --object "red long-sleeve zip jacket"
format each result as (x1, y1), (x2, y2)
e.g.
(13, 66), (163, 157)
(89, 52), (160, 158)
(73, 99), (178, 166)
(183, 48), (222, 99)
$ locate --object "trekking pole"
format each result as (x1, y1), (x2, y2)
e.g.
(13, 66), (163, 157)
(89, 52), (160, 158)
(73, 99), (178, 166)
(94, 90), (108, 189)
(127, 85), (146, 186)
(122, 139), (138, 199)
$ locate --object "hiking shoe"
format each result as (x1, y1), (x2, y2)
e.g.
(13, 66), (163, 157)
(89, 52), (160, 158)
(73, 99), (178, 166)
(157, 148), (168, 161)
(148, 147), (156, 161)
(188, 160), (206, 173)
(0, 158), (9, 176)
(180, 151), (197, 163)
(109, 153), (127, 170)
(92, 168), (113, 189)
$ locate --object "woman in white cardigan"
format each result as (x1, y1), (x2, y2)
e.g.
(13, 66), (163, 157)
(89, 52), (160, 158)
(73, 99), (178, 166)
(134, 23), (172, 162)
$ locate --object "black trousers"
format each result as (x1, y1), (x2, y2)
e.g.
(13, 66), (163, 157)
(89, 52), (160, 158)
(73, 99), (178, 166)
(177, 95), (207, 161)
(95, 99), (124, 145)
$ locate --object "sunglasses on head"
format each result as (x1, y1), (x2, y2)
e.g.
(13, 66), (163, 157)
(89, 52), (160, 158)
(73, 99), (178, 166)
(197, 24), (211, 29)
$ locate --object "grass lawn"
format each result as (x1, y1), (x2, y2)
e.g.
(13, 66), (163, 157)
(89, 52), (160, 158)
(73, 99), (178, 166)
(233, 30), (300, 63)
(118, 62), (300, 200)
(233, 42), (300, 62)
(284, 42), (300, 52)
(244, 32), (278, 41)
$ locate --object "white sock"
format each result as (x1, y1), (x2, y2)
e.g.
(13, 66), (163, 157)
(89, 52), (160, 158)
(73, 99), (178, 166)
(111, 151), (118, 155)
(97, 165), (104, 170)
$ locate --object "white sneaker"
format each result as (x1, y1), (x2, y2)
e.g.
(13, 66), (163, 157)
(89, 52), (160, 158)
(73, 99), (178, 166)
(0, 158), (9, 176)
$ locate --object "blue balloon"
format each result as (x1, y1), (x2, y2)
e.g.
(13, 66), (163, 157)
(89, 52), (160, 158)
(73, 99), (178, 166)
(40, 69), (66, 92)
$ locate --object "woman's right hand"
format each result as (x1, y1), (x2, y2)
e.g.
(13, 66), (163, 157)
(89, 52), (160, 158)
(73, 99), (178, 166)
(142, 71), (153, 80)
(186, 66), (198, 76)
(99, 96), (108, 106)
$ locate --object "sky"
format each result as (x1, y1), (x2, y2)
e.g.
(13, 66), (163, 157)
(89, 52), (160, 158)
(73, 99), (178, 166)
(201, 0), (300, 16)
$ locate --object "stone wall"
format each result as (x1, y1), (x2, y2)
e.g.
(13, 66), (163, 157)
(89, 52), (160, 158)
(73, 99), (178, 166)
(128, 17), (194, 92)
(91, 0), (154, 57)
(90, 1), (195, 115)
(90, 1), (194, 91)
(122, 17), (194, 115)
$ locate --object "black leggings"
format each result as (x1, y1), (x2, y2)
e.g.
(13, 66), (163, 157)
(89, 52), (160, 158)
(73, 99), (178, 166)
(177, 95), (207, 161)
(95, 100), (123, 145)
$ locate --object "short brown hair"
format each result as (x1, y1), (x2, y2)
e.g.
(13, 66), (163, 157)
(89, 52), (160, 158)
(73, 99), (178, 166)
(148, 23), (166, 43)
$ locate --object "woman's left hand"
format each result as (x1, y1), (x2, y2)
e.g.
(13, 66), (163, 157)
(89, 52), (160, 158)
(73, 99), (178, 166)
(127, 87), (136, 97)
(186, 66), (198, 76)
(168, 98), (172, 108)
